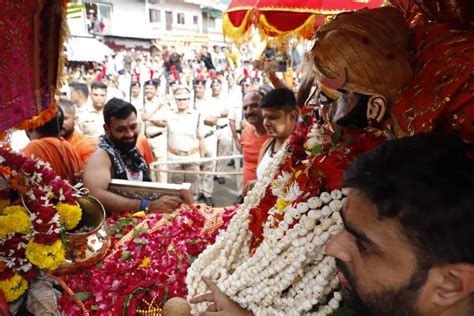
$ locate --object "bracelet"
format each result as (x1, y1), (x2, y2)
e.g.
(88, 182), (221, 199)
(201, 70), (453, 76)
(140, 198), (150, 212)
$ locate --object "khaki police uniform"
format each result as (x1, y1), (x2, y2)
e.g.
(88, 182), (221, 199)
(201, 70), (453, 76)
(77, 106), (104, 139)
(144, 96), (169, 182)
(165, 108), (203, 201)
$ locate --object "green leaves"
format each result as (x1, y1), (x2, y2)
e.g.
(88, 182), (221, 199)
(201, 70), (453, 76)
(311, 144), (323, 156)
(120, 250), (131, 261)
(73, 291), (91, 301)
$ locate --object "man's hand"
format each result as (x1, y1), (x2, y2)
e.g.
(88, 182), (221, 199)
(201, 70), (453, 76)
(148, 196), (183, 213)
(189, 277), (253, 316)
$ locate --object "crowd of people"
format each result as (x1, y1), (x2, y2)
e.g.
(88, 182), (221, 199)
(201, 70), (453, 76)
(13, 41), (305, 210)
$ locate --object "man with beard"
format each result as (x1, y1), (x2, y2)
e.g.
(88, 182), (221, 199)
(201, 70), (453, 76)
(83, 98), (182, 213)
(190, 134), (474, 316)
(325, 133), (474, 316)
(59, 97), (98, 164)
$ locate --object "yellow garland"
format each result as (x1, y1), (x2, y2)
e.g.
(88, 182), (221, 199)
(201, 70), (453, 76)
(0, 206), (31, 238)
(25, 239), (65, 271)
(55, 202), (82, 230)
(0, 273), (28, 302)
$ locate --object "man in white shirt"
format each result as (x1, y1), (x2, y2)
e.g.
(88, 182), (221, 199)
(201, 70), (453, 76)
(194, 79), (219, 206)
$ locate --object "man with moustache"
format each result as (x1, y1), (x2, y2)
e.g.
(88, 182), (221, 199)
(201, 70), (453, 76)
(83, 98), (182, 214)
(239, 91), (269, 195)
(326, 134), (474, 316)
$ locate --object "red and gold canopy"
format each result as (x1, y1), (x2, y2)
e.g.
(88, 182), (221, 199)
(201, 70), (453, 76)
(223, 0), (385, 42)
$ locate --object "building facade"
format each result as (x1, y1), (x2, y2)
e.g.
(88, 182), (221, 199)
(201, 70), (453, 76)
(68, 0), (227, 50)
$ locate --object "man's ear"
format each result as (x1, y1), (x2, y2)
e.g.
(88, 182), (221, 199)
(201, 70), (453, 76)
(367, 95), (387, 124)
(103, 123), (110, 136)
(432, 263), (474, 307)
(290, 108), (300, 122)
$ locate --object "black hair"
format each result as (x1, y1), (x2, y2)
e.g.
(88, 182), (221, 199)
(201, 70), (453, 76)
(69, 82), (89, 98)
(103, 98), (137, 125)
(259, 88), (297, 112)
(91, 81), (107, 91)
(130, 81), (141, 88)
(35, 107), (64, 137)
(344, 133), (474, 265)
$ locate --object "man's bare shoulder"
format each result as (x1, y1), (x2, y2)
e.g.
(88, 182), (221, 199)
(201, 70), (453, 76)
(85, 148), (111, 170)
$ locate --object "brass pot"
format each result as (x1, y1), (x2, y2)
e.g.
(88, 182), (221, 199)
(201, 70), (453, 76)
(54, 194), (111, 275)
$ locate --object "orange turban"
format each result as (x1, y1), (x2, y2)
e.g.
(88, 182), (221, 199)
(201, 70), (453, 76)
(311, 7), (412, 102)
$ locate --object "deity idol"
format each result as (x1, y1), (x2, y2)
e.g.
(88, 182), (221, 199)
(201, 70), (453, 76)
(186, 6), (474, 315)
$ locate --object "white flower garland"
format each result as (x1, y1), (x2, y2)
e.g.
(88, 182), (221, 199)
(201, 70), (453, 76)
(187, 125), (346, 315)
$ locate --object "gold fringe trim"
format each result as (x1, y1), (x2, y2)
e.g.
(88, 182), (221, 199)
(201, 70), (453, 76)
(258, 13), (318, 41)
(222, 10), (253, 43)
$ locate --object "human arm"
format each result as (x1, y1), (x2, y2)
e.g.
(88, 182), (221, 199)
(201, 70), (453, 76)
(204, 116), (218, 127)
(189, 277), (253, 316)
(83, 149), (182, 213)
(264, 60), (287, 89)
(229, 119), (242, 152)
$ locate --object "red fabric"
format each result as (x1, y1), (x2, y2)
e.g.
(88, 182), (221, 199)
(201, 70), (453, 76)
(392, 23), (474, 137)
(65, 131), (98, 164)
(0, 0), (64, 133)
(225, 0), (384, 39)
(241, 125), (269, 189)
(22, 137), (84, 184)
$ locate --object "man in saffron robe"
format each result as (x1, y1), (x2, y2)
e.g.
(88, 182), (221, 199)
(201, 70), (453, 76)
(60, 97), (98, 164)
(23, 108), (84, 185)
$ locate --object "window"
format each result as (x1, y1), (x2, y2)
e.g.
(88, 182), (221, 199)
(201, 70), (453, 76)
(177, 13), (185, 25)
(149, 9), (161, 23)
(209, 17), (215, 28)
(193, 15), (198, 25)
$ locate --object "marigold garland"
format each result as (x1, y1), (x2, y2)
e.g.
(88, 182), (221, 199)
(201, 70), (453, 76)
(55, 202), (82, 230)
(25, 239), (66, 271)
(0, 206), (31, 238)
(0, 273), (28, 302)
(0, 147), (83, 303)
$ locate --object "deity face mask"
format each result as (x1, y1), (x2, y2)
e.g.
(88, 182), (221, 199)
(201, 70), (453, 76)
(308, 6), (412, 132)
(306, 82), (379, 132)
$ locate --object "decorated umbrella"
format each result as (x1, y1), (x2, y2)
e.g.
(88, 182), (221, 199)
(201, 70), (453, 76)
(223, 0), (386, 42)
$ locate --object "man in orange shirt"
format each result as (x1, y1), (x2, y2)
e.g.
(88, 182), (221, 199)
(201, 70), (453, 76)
(23, 108), (84, 185)
(240, 91), (269, 195)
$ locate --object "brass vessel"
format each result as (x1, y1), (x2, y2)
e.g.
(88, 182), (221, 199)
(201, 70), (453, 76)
(54, 194), (111, 275)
